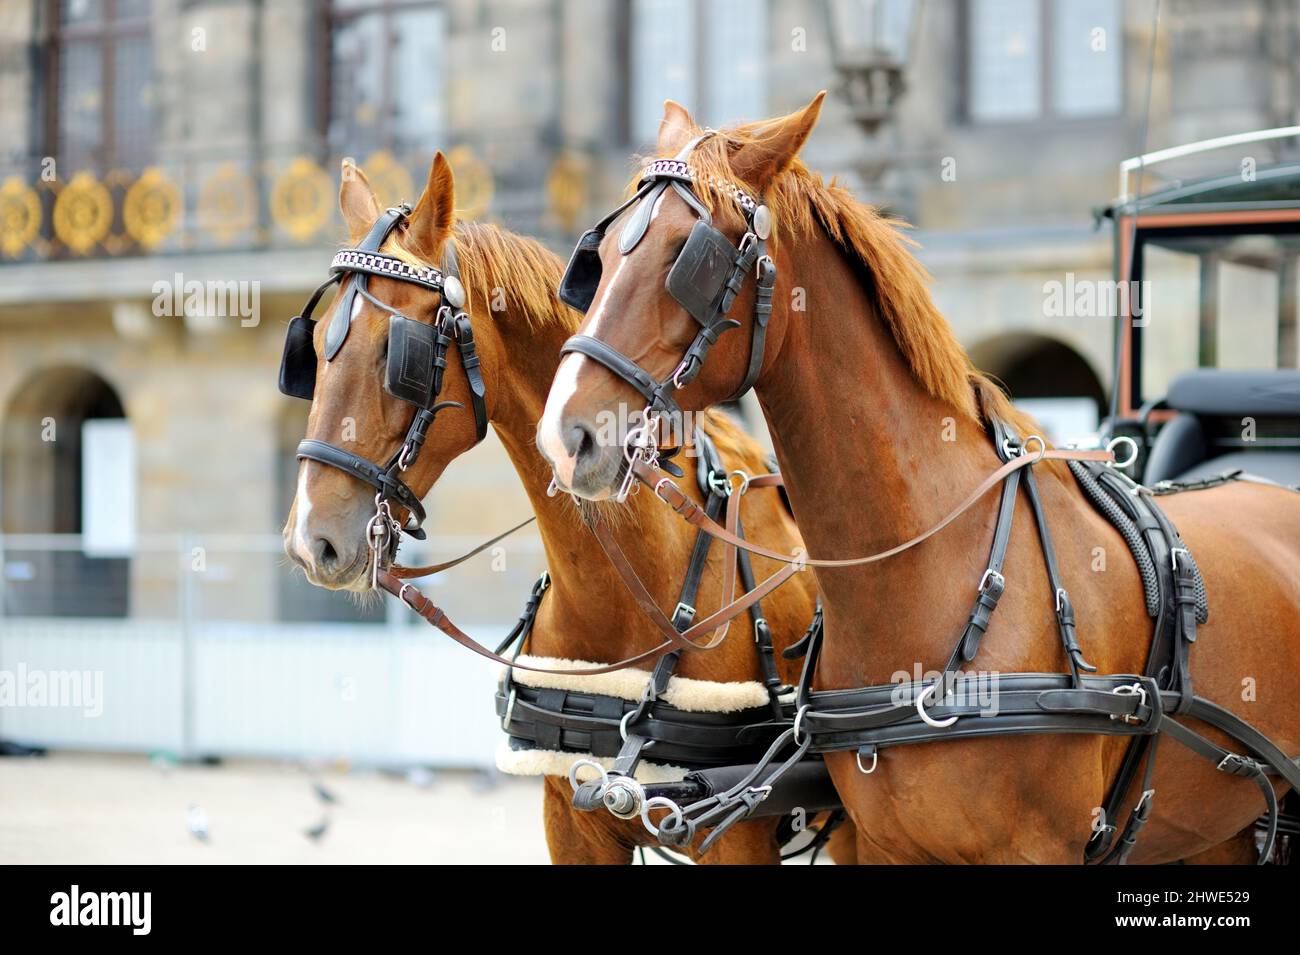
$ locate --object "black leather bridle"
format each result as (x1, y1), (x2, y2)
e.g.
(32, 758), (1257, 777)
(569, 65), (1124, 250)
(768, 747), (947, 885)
(278, 204), (488, 555)
(558, 133), (776, 422)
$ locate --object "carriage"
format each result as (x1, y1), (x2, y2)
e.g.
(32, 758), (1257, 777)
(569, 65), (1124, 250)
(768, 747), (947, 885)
(1105, 126), (1300, 489)
(281, 111), (1300, 864)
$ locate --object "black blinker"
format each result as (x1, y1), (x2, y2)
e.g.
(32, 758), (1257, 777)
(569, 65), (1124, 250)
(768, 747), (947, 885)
(385, 314), (438, 407)
(665, 219), (740, 325)
(558, 228), (604, 313)
(278, 314), (318, 400)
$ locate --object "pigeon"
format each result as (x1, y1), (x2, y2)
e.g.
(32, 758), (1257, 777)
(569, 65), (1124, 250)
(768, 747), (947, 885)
(186, 804), (210, 843)
(312, 782), (339, 805)
(304, 815), (330, 842)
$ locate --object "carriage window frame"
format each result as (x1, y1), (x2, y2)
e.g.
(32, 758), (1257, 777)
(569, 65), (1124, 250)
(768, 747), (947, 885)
(43, 0), (154, 173)
(1126, 220), (1300, 411)
(963, 0), (1123, 126)
(322, 0), (448, 158)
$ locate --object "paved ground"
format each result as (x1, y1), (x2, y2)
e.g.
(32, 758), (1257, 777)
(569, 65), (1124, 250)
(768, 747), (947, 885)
(1, 752), (837, 864)
(0, 751), (554, 864)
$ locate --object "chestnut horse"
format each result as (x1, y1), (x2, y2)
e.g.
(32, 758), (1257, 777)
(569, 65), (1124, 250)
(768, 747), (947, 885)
(538, 95), (1300, 864)
(282, 155), (849, 864)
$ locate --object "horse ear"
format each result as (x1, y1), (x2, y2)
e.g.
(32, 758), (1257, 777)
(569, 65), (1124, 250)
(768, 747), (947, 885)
(730, 91), (826, 190)
(657, 100), (698, 153)
(406, 151), (456, 260)
(339, 159), (383, 242)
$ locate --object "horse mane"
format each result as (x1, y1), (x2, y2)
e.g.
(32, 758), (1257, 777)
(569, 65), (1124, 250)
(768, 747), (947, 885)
(635, 126), (1037, 437)
(384, 220), (577, 334)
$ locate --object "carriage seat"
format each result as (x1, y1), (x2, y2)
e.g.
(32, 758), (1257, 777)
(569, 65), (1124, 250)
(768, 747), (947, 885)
(1143, 369), (1300, 486)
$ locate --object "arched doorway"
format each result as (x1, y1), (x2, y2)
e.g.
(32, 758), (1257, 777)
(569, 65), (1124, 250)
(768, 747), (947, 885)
(2, 367), (131, 616)
(969, 334), (1107, 445)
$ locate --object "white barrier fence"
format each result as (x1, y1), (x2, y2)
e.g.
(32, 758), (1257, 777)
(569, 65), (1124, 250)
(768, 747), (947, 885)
(0, 532), (547, 768)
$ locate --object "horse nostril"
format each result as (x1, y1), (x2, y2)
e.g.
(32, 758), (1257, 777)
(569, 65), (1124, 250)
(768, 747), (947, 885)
(565, 421), (597, 462)
(314, 536), (340, 571)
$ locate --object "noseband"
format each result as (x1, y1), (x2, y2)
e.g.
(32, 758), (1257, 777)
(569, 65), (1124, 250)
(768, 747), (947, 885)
(558, 133), (776, 424)
(278, 204), (489, 550)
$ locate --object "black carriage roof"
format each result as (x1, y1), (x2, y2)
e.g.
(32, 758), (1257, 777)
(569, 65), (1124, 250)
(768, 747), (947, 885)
(1103, 161), (1300, 220)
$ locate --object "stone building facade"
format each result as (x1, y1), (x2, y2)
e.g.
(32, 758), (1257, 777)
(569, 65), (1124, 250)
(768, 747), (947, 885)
(1, 0), (1296, 622)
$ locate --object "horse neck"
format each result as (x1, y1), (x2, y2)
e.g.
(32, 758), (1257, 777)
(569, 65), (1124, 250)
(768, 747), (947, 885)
(756, 227), (1005, 676)
(480, 286), (694, 664)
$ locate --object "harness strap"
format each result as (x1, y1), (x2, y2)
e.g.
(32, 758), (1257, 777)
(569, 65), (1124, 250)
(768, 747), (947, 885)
(635, 446), (1115, 568)
(727, 254), (776, 402)
(561, 335), (681, 416)
(375, 568), (677, 675)
(1021, 464), (1098, 679)
(388, 515), (536, 579)
(955, 467), (1019, 664)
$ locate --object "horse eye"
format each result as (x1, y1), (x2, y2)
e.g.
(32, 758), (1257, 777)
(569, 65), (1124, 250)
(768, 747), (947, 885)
(667, 238), (687, 262)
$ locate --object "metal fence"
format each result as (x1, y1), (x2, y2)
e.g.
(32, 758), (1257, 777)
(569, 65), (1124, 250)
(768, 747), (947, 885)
(0, 531), (547, 768)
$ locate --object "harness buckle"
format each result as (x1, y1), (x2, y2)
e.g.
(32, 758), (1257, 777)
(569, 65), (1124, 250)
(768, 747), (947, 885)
(707, 469), (730, 497)
(653, 477), (679, 506)
(671, 601), (696, 628)
(1110, 682), (1148, 725)
(671, 358), (693, 390)
(978, 568), (1005, 593)
(1171, 547), (1189, 571)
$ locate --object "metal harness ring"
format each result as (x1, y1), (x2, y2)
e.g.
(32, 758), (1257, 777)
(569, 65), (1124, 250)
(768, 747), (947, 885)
(916, 682), (959, 729)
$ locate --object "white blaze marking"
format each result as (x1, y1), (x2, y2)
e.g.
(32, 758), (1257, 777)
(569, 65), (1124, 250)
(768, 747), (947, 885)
(539, 191), (669, 481)
(292, 466), (315, 557)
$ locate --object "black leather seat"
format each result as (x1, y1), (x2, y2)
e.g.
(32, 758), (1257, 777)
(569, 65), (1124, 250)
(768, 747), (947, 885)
(1143, 370), (1300, 486)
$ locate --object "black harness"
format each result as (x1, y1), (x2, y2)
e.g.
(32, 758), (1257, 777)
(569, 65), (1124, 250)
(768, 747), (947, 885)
(494, 430), (806, 818)
(558, 133), (777, 420)
(278, 205), (489, 547)
(614, 423), (1300, 863)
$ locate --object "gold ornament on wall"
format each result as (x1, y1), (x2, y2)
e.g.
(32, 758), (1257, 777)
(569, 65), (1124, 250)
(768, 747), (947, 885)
(0, 177), (41, 257)
(362, 151), (414, 208)
(546, 153), (590, 234)
(270, 156), (333, 242)
(52, 171), (113, 254)
(123, 167), (182, 249)
(196, 162), (257, 245)
(447, 145), (494, 219)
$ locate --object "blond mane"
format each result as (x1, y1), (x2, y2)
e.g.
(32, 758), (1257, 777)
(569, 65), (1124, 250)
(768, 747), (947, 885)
(634, 124), (1035, 435)
(383, 220), (576, 334)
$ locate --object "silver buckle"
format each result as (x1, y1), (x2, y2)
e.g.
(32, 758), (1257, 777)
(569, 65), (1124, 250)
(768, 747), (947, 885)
(1110, 682), (1147, 725)
(978, 568), (1005, 592)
